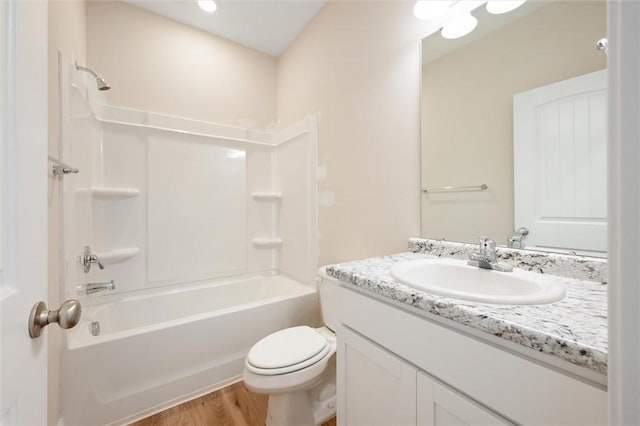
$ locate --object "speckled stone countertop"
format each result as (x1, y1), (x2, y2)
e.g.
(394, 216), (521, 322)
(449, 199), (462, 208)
(326, 239), (608, 376)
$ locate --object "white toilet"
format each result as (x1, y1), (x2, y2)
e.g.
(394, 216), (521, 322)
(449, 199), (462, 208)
(243, 267), (339, 426)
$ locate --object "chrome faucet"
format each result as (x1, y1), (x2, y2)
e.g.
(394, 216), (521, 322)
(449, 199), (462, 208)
(507, 227), (529, 249)
(468, 237), (513, 272)
(77, 280), (116, 295)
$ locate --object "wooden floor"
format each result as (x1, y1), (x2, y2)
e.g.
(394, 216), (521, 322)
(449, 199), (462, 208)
(130, 381), (337, 426)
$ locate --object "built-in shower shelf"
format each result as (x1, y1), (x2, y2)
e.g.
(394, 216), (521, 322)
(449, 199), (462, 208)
(95, 248), (140, 265)
(91, 187), (141, 200)
(251, 192), (282, 202)
(252, 238), (282, 248)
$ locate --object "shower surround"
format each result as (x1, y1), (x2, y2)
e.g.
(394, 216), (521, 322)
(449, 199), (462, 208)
(58, 61), (318, 425)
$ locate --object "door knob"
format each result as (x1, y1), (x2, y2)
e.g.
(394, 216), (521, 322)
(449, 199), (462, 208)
(29, 299), (82, 338)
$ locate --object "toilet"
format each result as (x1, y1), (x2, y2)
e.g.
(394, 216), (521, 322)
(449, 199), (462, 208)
(243, 267), (339, 426)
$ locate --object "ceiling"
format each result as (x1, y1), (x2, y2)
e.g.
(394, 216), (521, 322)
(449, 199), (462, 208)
(124, 0), (326, 57)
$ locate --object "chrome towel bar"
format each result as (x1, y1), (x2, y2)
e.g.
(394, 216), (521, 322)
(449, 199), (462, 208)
(422, 184), (488, 193)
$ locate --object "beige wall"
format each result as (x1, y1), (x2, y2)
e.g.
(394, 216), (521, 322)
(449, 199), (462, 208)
(277, 1), (424, 265)
(86, 1), (277, 130)
(421, 1), (606, 245)
(47, 1), (87, 424)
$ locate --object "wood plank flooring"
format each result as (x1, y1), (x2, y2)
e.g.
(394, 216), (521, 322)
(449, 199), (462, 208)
(130, 381), (337, 426)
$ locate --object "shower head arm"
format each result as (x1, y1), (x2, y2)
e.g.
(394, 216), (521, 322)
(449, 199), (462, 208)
(75, 63), (99, 79)
(74, 62), (111, 91)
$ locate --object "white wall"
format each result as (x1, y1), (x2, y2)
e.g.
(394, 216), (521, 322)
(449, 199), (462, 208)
(47, 1), (86, 424)
(86, 1), (277, 130)
(607, 2), (640, 423)
(277, 1), (425, 265)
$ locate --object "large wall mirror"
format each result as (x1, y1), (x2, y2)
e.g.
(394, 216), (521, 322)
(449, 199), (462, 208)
(420, 0), (607, 257)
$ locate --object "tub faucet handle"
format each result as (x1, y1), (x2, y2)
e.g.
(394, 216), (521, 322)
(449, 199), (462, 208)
(81, 245), (104, 273)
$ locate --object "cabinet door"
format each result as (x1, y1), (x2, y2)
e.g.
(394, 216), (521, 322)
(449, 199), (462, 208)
(337, 326), (417, 426)
(417, 372), (511, 426)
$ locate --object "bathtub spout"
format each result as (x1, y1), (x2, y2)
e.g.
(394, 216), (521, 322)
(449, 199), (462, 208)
(78, 280), (116, 295)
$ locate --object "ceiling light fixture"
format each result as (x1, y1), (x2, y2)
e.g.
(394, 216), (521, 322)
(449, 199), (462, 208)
(486, 0), (527, 15)
(198, 0), (217, 13)
(441, 12), (478, 39)
(413, 0), (453, 21)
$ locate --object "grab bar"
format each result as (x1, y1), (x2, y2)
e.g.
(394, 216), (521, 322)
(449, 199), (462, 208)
(422, 184), (488, 193)
(48, 155), (79, 176)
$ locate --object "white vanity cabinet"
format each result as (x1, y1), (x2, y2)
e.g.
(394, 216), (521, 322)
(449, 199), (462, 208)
(338, 325), (510, 426)
(336, 286), (608, 426)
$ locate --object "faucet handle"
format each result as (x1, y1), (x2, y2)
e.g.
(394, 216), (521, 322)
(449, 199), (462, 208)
(508, 227), (529, 249)
(91, 254), (104, 270)
(479, 237), (496, 252)
(80, 246), (105, 273)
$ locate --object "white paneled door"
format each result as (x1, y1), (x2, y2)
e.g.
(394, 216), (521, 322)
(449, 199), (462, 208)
(0, 0), (49, 424)
(514, 69), (607, 254)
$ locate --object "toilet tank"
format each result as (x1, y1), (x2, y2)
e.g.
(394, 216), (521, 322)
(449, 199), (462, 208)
(318, 267), (340, 332)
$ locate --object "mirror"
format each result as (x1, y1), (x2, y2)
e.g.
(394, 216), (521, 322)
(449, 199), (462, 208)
(420, 0), (607, 256)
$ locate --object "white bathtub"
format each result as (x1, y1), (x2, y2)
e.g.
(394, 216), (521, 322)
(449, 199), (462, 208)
(60, 272), (318, 426)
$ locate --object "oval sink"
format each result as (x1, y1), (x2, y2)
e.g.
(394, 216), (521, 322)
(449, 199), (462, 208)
(390, 258), (566, 305)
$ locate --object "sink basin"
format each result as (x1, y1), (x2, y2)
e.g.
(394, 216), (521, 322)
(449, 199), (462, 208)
(390, 258), (566, 305)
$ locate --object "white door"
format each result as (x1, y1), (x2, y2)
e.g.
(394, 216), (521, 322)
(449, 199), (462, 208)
(0, 1), (49, 424)
(514, 69), (607, 254)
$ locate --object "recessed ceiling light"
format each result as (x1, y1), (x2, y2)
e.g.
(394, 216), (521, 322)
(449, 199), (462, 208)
(486, 0), (527, 15)
(198, 0), (217, 13)
(413, 0), (452, 21)
(441, 12), (478, 39)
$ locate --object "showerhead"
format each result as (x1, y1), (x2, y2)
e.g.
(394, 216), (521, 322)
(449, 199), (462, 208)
(96, 77), (111, 91)
(75, 63), (111, 91)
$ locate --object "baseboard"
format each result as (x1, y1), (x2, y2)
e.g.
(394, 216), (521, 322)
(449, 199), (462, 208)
(108, 375), (243, 426)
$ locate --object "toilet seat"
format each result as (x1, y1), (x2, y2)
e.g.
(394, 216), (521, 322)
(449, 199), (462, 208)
(246, 326), (331, 375)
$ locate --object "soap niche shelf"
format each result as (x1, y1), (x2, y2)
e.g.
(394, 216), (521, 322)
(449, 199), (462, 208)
(95, 248), (140, 265)
(252, 238), (282, 249)
(92, 187), (141, 200)
(251, 192), (282, 202)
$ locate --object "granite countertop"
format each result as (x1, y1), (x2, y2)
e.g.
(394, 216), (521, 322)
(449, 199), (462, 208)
(326, 247), (608, 376)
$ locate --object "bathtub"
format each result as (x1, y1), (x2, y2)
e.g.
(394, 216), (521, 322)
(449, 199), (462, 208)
(59, 272), (318, 426)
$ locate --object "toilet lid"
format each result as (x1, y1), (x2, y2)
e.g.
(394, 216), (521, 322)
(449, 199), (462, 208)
(247, 326), (329, 371)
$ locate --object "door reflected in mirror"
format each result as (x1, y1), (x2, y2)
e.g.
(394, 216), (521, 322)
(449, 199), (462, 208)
(420, 0), (607, 257)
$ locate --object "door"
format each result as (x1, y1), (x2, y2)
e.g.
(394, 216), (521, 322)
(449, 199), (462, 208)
(514, 69), (607, 254)
(0, 0), (49, 424)
(337, 326), (417, 426)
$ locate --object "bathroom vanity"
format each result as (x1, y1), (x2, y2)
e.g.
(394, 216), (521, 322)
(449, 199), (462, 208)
(328, 238), (608, 425)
